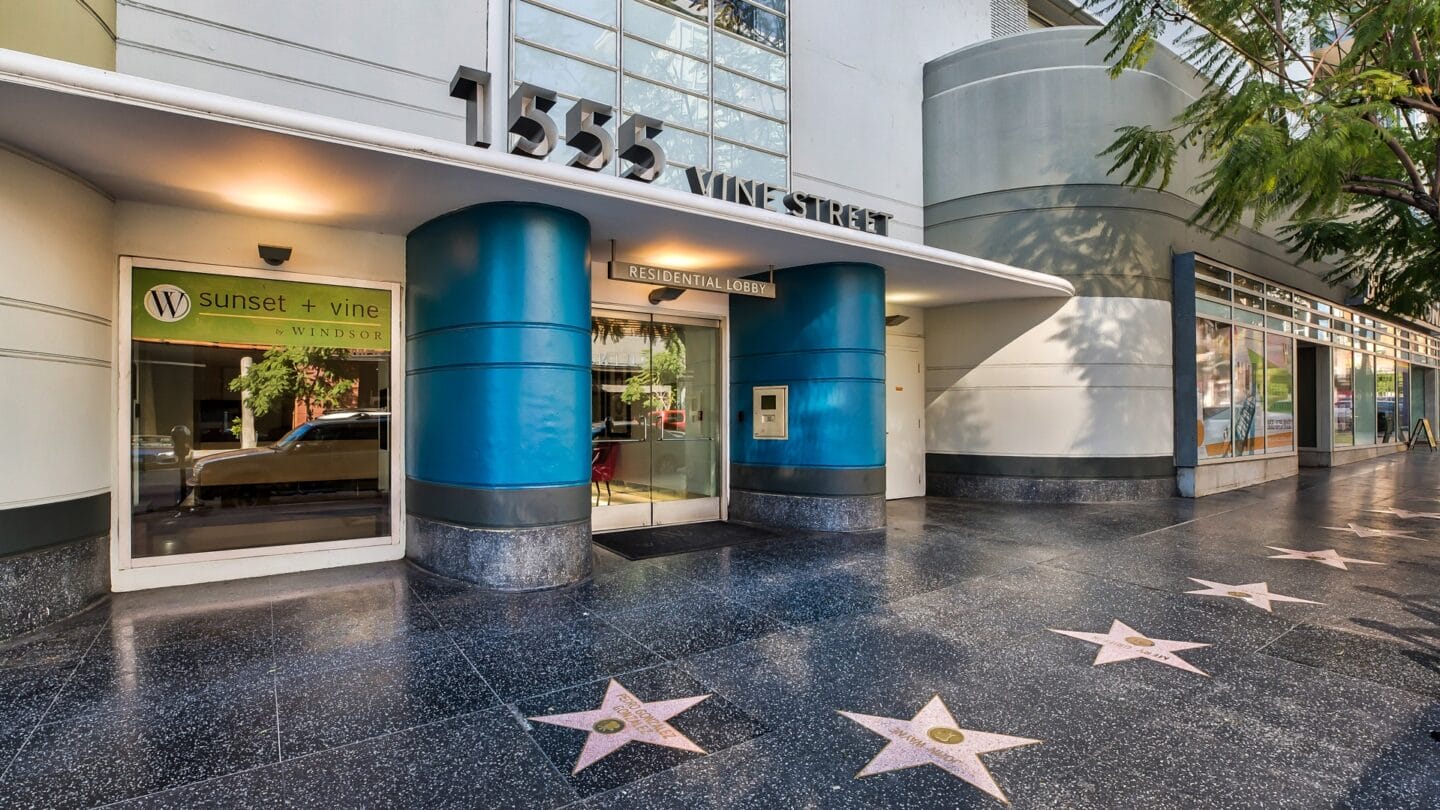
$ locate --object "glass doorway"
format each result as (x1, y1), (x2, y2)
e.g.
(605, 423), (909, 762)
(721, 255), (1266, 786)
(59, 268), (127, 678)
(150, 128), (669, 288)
(590, 310), (722, 531)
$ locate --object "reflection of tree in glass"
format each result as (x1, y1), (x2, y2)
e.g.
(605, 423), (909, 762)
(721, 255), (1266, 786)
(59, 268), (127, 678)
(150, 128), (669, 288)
(650, 0), (709, 21)
(713, 0), (784, 51)
(592, 316), (679, 347)
(227, 346), (357, 436)
(622, 339), (687, 411)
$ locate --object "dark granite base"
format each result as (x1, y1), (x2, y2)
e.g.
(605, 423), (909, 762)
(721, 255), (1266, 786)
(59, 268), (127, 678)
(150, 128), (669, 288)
(0, 533), (109, 642)
(405, 515), (591, 591)
(728, 489), (884, 532)
(927, 472), (1176, 502)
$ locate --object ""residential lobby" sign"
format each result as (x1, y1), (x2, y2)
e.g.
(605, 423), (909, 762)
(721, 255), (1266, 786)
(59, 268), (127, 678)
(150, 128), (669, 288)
(608, 262), (776, 298)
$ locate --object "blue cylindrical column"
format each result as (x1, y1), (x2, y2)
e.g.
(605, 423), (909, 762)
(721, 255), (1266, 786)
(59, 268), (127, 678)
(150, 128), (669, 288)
(730, 262), (886, 531)
(405, 202), (592, 589)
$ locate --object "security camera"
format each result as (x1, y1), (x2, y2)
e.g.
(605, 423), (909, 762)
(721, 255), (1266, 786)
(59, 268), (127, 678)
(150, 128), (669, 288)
(258, 245), (293, 267)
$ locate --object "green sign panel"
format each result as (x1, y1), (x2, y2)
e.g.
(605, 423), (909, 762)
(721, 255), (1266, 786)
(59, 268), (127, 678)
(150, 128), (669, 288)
(132, 267), (391, 351)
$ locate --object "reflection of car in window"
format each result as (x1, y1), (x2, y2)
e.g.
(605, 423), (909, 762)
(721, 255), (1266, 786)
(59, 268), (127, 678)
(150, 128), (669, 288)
(189, 411), (387, 504)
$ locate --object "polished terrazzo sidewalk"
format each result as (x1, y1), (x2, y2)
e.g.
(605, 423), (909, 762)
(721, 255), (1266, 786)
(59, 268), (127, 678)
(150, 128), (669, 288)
(2, 455), (1438, 808)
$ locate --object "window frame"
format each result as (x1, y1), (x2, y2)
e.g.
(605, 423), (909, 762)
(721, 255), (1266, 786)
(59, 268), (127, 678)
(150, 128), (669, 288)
(112, 256), (405, 591)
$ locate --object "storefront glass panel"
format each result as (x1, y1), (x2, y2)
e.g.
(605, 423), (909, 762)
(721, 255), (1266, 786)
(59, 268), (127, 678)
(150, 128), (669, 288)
(1265, 335), (1294, 452)
(1355, 352), (1377, 445)
(1196, 319), (1232, 459)
(1397, 361), (1409, 438)
(127, 266), (394, 558)
(1413, 367), (1428, 433)
(1377, 357), (1397, 442)
(591, 311), (722, 529)
(1334, 350), (1354, 446)
(1232, 327), (1266, 456)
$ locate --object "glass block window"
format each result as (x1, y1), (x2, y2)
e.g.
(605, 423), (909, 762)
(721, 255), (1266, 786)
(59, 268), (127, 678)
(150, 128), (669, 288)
(511, 0), (789, 183)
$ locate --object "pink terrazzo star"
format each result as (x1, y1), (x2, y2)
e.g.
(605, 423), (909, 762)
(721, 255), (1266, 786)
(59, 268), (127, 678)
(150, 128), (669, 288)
(1368, 507), (1440, 520)
(528, 679), (710, 774)
(1185, 578), (1322, 612)
(838, 695), (1040, 804)
(1266, 546), (1384, 570)
(1325, 522), (1426, 540)
(1049, 619), (1211, 676)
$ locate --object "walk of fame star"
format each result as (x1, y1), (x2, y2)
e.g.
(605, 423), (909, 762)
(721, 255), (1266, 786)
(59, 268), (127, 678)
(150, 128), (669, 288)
(838, 695), (1040, 804)
(1368, 507), (1440, 520)
(1048, 619), (1211, 676)
(1184, 578), (1322, 612)
(1265, 546), (1384, 570)
(1324, 522), (1425, 540)
(528, 679), (711, 774)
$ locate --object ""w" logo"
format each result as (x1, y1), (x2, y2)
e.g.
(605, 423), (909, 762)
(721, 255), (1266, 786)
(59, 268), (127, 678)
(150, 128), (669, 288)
(143, 284), (191, 323)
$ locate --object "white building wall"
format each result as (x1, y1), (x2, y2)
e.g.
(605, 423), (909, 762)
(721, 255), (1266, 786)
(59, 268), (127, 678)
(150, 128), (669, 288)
(115, 202), (406, 284)
(788, 0), (991, 244)
(114, 0), (486, 141)
(926, 296), (1174, 458)
(0, 148), (115, 510)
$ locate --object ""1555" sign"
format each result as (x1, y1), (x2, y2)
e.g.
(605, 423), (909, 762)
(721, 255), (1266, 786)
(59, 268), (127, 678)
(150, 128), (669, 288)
(449, 66), (665, 183)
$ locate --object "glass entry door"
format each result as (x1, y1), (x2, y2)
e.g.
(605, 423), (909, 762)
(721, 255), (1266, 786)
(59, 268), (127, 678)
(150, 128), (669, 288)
(591, 310), (722, 531)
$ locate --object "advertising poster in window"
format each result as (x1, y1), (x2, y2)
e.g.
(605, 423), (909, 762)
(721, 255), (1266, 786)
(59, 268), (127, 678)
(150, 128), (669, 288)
(129, 266), (393, 558)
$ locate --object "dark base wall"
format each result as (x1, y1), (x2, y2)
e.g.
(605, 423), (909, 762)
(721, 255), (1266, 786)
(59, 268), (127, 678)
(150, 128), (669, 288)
(926, 453), (1176, 502)
(406, 515), (591, 591)
(729, 490), (885, 532)
(0, 534), (109, 641)
(928, 472), (1176, 502)
(1299, 444), (1405, 468)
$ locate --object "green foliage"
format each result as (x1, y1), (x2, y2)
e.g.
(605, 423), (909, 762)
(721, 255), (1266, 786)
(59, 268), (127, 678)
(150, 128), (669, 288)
(621, 340), (687, 412)
(1089, 0), (1440, 315)
(227, 346), (356, 436)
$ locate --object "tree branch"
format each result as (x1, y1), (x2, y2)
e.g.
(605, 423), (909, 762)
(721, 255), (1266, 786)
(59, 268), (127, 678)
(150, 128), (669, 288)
(1363, 112), (1430, 196)
(1350, 175), (1422, 191)
(1393, 96), (1440, 119)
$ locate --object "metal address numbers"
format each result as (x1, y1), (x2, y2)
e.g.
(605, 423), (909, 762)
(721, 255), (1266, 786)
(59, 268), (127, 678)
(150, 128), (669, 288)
(451, 66), (666, 183)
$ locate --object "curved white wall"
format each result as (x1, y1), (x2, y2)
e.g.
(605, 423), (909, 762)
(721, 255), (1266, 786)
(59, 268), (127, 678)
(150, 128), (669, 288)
(926, 296), (1173, 458)
(0, 148), (115, 510)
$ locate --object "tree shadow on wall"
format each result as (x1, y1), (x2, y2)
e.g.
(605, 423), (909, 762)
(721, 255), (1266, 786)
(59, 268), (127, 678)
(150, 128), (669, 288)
(929, 181), (1177, 456)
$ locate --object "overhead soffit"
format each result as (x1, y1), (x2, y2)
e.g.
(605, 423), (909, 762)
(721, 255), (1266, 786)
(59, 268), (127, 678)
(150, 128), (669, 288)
(0, 49), (1073, 307)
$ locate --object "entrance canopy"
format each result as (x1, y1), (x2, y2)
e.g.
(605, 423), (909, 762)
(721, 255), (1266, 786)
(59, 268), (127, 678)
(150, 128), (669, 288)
(0, 49), (1073, 307)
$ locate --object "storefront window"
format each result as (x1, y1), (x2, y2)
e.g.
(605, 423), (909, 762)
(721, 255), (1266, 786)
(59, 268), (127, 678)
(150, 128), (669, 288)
(1376, 357), (1397, 442)
(128, 266), (394, 558)
(1232, 327), (1266, 456)
(1355, 351), (1376, 445)
(1397, 361), (1409, 436)
(1333, 350), (1354, 446)
(1265, 335), (1294, 452)
(1196, 319), (1232, 459)
(1412, 367), (1428, 432)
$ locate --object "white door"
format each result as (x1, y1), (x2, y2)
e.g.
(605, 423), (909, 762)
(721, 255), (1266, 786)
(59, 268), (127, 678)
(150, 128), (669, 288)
(885, 335), (926, 499)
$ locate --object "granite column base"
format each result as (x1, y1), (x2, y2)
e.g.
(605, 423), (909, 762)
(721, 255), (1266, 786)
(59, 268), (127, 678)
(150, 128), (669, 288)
(0, 534), (109, 642)
(406, 515), (592, 591)
(728, 489), (885, 532)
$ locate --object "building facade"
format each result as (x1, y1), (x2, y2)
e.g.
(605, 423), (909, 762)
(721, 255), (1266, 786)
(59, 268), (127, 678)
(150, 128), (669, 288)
(0, 1), (1433, 640)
